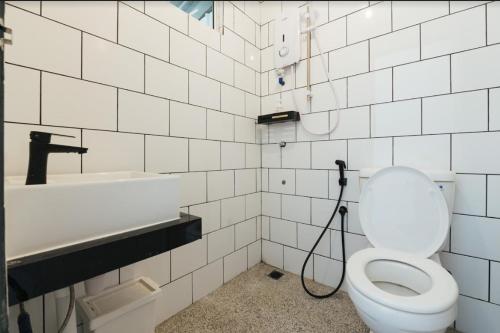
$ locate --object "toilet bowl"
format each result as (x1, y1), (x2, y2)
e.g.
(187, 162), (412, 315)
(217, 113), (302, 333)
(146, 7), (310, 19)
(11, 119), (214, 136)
(346, 166), (459, 333)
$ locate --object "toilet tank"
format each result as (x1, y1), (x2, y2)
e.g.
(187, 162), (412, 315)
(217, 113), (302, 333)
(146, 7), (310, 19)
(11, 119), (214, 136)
(359, 168), (456, 219)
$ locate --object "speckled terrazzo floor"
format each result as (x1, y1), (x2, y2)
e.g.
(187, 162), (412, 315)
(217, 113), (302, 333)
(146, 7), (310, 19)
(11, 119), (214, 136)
(156, 263), (460, 333)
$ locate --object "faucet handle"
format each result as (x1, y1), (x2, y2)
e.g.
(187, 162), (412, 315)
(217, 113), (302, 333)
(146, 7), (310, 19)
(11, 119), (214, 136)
(30, 131), (76, 143)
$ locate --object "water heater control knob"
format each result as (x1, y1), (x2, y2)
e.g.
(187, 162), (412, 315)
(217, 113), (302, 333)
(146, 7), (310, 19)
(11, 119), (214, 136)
(279, 46), (289, 57)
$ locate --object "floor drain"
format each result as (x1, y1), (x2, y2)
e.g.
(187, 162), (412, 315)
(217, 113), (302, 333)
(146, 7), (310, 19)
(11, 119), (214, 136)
(268, 270), (284, 280)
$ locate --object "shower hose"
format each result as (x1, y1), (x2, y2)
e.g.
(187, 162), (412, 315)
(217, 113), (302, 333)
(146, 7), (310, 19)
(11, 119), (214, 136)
(301, 160), (348, 299)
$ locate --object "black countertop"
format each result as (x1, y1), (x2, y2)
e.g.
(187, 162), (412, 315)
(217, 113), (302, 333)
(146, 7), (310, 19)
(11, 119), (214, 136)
(8, 213), (201, 305)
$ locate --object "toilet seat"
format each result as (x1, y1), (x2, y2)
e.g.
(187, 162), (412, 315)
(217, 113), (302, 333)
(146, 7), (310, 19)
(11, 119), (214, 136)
(347, 248), (458, 314)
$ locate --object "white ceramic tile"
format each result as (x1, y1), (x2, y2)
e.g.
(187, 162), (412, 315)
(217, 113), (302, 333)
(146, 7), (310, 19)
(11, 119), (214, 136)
(454, 174), (486, 216)
(155, 274), (191, 325)
(189, 139), (220, 171)
(297, 223), (330, 257)
(452, 132), (500, 173)
(314, 255), (344, 288)
(296, 169), (329, 198)
(392, 1), (449, 30)
(221, 84), (245, 116)
(189, 15), (220, 50)
(82, 130), (143, 172)
(207, 170), (235, 201)
(450, 1), (488, 13)
(245, 144), (260, 168)
(491, 88), (500, 131)
(170, 101), (206, 139)
(118, 3), (169, 61)
(235, 218), (257, 249)
(268, 121), (297, 144)
(394, 56), (450, 100)
(145, 136), (188, 173)
(234, 8), (255, 43)
(207, 110), (234, 141)
(245, 93), (260, 119)
(42, 73), (116, 130)
(9, 296), (43, 333)
(120, 251), (170, 286)
(261, 216), (270, 239)
(235, 117), (255, 143)
(371, 99), (421, 137)
(208, 226), (234, 262)
(224, 247), (247, 282)
(262, 144), (281, 168)
(269, 169), (295, 194)
(43, 1), (117, 41)
(221, 28), (245, 62)
(261, 46), (274, 72)
(262, 192), (281, 218)
(283, 246), (312, 278)
(190, 201), (220, 235)
(330, 41), (369, 79)
(7, 1), (40, 14)
(331, 231), (370, 260)
(193, 259), (223, 301)
(235, 63), (256, 94)
(5, 6), (81, 77)
(235, 169), (256, 195)
(221, 142), (245, 169)
(423, 90), (488, 134)
(270, 218), (297, 247)
(370, 26), (420, 70)
(207, 48), (234, 86)
(308, 18), (347, 57)
(83, 34), (144, 91)
(311, 79), (348, 112)
(260, 1), (281, 24)
(346, 201), (363, 234)
(312, 198), (342, 230)
(281, 195), (310, 224)
(5, 124), (80, 176)
(488, 176), (500, 218)
(394, 134), (450, 170)
(118, 90), (169, 135)
(297, 112), (330, 142)
(189, 72), (220, 110)
(348, 69), (392, 107)
(122, 1), (144, 12)
(441, 252), (489, 300)
(145, 56), (188, 102)
(248, 240), (262, 267)
(170, 30), (206, 75)
(329, 1), (369, 20)
(171, 236), (207, 280)
(346, 2), (391, 44)
(451, 214), (500, 261)
(488, 2), (500, 44)
(452, 44), (500, 92)
(179, 172), (206, 206)
(145, 1), (188, 33)
(246, 192), (261, 219)
(245, 1), (261, 24)
(422, 6), (486, 59)
(5, 64), (39, 124)
(456, 296), (500, 333)
(348, 138), (393, 170)
(491, 261), (500, 305)
(223, 1), (234, 29)
(330, 107), (370, 140)
(281, 142), (310, 169)
(245, 41), (260, 71)
(330, 170), (361, 202)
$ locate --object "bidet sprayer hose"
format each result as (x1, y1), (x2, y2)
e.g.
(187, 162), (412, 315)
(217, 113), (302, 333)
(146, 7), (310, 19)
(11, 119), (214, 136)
(301, 162), (348, 299)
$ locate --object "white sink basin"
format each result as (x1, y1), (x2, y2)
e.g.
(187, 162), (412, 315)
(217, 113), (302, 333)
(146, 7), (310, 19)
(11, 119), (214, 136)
(5, 171), (180, 260)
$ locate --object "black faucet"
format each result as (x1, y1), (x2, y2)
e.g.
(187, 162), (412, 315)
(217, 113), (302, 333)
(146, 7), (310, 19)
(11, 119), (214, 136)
(25, 131), (88, 185)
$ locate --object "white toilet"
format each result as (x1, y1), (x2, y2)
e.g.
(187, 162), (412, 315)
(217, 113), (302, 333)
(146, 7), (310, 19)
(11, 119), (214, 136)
(346, 166), (459, 333)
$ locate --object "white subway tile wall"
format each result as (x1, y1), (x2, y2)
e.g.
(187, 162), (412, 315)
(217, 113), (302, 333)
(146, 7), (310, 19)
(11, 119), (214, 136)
(260, 2), (500, 331)
(4, 1), (261, 332)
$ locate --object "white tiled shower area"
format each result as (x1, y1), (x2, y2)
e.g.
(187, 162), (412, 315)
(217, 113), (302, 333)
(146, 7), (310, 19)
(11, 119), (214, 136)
(3, 1), (500, 333)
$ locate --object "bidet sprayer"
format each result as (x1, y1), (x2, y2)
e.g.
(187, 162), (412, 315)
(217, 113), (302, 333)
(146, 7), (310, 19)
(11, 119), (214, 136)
(335, 160), (347, 186)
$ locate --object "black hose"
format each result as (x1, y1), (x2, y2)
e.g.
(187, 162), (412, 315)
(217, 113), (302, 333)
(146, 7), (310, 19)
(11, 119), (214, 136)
(301, 186), (348, 298)
(17, 302), (33, 333)
(58, 285), (75, 333)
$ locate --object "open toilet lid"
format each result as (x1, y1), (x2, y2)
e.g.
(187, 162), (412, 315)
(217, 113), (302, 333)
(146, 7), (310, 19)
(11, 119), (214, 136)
(359, 166), (450, 258)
